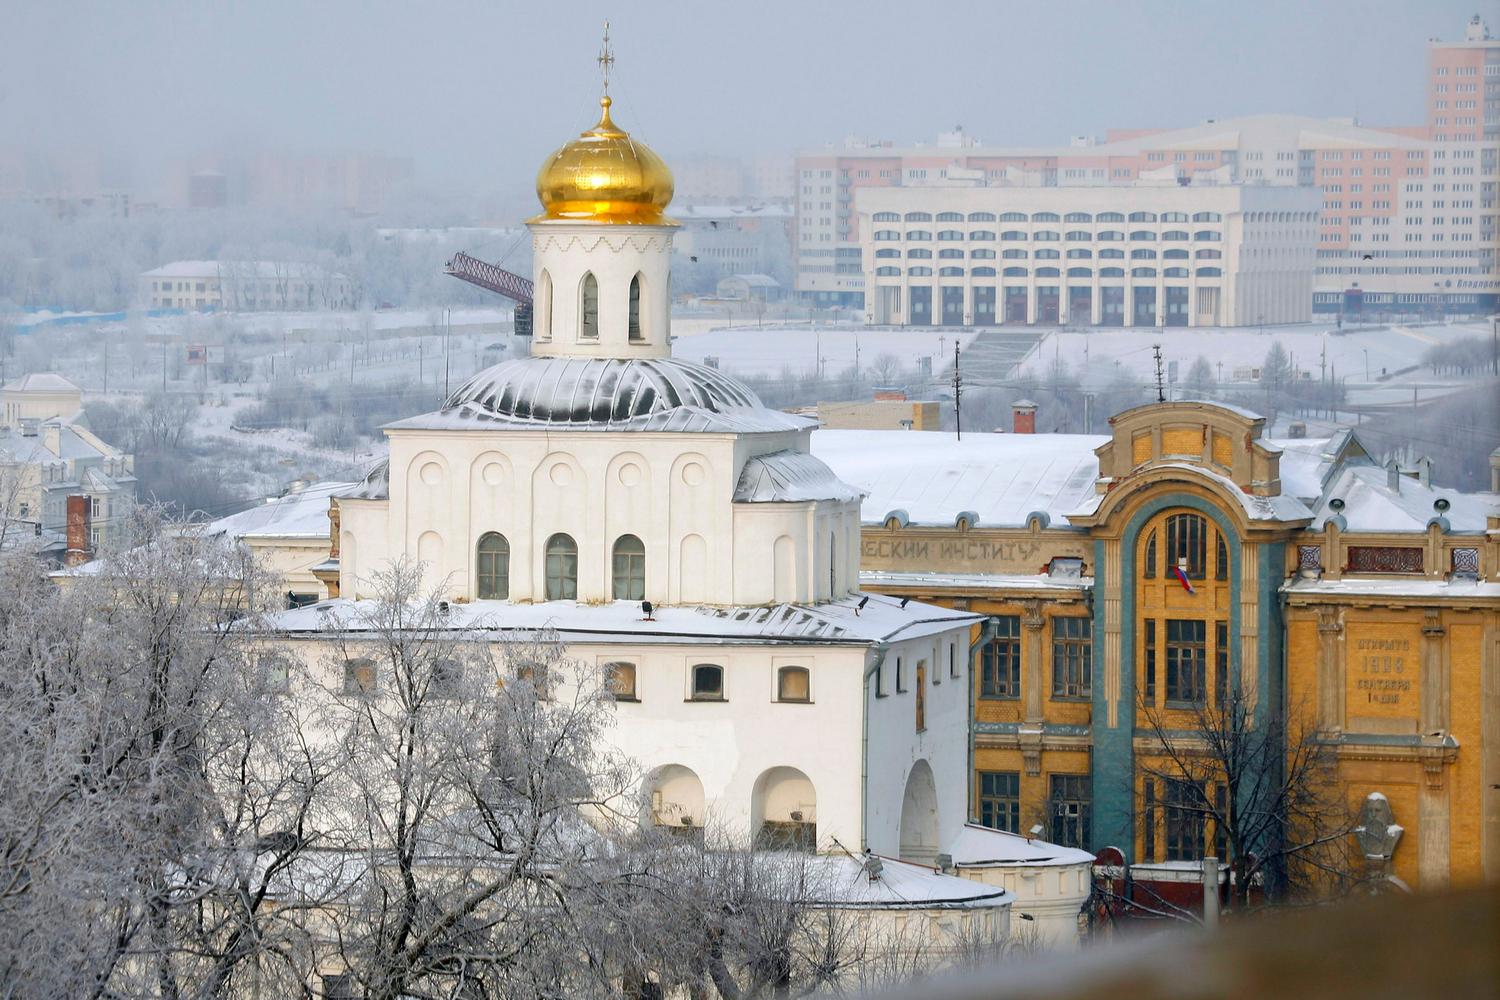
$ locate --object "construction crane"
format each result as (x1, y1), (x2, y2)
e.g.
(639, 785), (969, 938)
(444, 251), (534, 337)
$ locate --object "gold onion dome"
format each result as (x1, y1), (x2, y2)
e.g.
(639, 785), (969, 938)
(533, 96), (674, 224)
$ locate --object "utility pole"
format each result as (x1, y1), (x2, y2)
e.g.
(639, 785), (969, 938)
(952, 341), (963, 440)
(1153, 343), (1166, 403)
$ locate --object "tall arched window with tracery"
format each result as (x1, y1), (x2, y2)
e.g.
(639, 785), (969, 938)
(580, 273), (599, 340)
(628, 274), (644, 342)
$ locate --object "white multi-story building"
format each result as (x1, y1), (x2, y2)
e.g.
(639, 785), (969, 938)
(857, 182), (1319, 328)
(139, 260), (355, 311)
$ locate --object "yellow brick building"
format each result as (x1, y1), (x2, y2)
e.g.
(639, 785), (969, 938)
(813, 400), (1499, 891)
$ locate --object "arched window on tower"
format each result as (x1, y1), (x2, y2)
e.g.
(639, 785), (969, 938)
(628, 274), (644, 342)
(476, 532), (510, 599)
(580, 273), (599, 340)
(537, 270), (553, 341)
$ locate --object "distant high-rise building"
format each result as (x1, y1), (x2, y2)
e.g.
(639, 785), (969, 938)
(1426, 14), (1498, 142)
(188, 171), (228, 210)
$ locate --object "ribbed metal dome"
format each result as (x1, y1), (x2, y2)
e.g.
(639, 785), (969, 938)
(442, 356), (773, 427)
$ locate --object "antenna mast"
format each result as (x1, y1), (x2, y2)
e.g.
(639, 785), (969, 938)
(1153, 344), (1166, 403)
(952, 341), (963, 440)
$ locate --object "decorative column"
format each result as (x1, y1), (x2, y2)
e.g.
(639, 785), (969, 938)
(1417, 611), (1452, 888)
(1316, 606), (1344, 732)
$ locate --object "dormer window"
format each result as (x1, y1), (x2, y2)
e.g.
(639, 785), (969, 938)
(580, 272), (599, 340)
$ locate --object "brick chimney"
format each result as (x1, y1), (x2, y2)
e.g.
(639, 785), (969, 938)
(873, 385), (907, 401)
(65, 494), (91, 566)
(1012, 399), (1038, 434)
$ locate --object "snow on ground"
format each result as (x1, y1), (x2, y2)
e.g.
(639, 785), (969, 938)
(1014, 321), (1491, 395)
(669, 324), (981, 378)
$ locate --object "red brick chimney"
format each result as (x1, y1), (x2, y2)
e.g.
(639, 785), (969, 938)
(65, 494), (91, 566)
(873, 386), (907, 401)
(1012, 399), (1037, 434)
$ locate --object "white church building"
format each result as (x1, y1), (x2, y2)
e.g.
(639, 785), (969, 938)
(262, 84), (1090, 940)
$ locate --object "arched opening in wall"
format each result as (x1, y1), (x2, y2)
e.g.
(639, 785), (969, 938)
(417, 530), (442, 575)
(628, 273), (644, 342)
(776, 666), (810, 703)
(644, 764), (704, 838)
(476, 532), (510, 599)
(605, 661), (637, 701)
(579, 272), (599, 340)
(679, 533), (707, 604)
(536, 269), (553, 341)
(899, 759), (940, 864)
(544, 533), (578, 600)
(751, 766), (816, 852)
(612, 534), (646, 600)
(690, 663), (724, 701)
(773, 535), (795, 603)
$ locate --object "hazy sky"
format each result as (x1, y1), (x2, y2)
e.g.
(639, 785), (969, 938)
(1, 0), (1484, 192)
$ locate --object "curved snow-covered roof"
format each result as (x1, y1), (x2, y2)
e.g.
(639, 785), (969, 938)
(734, 450), (864, 504)
(348, 458), (390, 500)
(947, 824), (1096, 869)
(388, 357), (812, 434)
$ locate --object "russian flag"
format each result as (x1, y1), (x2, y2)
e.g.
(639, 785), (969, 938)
(1172, 565), (1196, 594)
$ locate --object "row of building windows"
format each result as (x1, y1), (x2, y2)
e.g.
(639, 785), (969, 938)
(874, 230), (1224, 243)
(475, 532), (644, 601)
(873, 211), (1226, 223)
(875, 266), (1224, 278)
(875, 248), (1224, 260)
(330, 655), (813, 706)
(534, 270), (647, 345)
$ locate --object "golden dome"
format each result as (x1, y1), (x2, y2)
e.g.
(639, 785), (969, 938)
(532, 96), (674, 225)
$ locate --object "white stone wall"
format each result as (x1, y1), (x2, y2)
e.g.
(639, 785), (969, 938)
(863, 630), (973, 860)
(341, 427), (861, 607)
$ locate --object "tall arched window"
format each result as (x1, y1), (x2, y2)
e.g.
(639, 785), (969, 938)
(628, 274), (644, 342)
(612, 534), (645, 600)
(1166, 513), (1207, 579)
(536, 269), (553, 341)
(476, 532), (510, 599)
(579, 273), (599, 340)
(545, 533), (578, 600)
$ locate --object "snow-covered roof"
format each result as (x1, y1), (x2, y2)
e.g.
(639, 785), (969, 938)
(261, 592), (981, 647)
(1311, 464), (1497, 533)
(1072, 461), (1315, 524)
(1265, 435), (1346, 503)
(675, 204), (794, 219)
(347, 458), (390, 500)
(719, 273), (780, 287)
(388, 357), (814, 435)
(860, 570), (1092, 594)
(734, 450), (863, 504)
(796, 854), (1012, 910)
(140, 260), (335, 279)
(813, 429), (1105, 528)
(2, 372), (81, 393)
(1283, 576), (1500, 600)
(946, 824), (1096, 869)
(205, 482), (357, 541)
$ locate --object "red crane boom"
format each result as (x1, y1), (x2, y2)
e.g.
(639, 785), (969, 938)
(444, 251), (534, 336)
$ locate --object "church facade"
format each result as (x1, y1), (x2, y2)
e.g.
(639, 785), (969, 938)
(260, 88), (1067, 897)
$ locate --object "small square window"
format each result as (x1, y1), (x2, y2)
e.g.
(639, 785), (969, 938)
(343, 658), (376, 697)
(777, 666), (810, 703)
(691, 664), (724, 701)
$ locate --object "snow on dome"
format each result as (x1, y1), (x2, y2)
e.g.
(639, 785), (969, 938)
(389, 356), (814, 434)
(734, 450), (865, 504)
